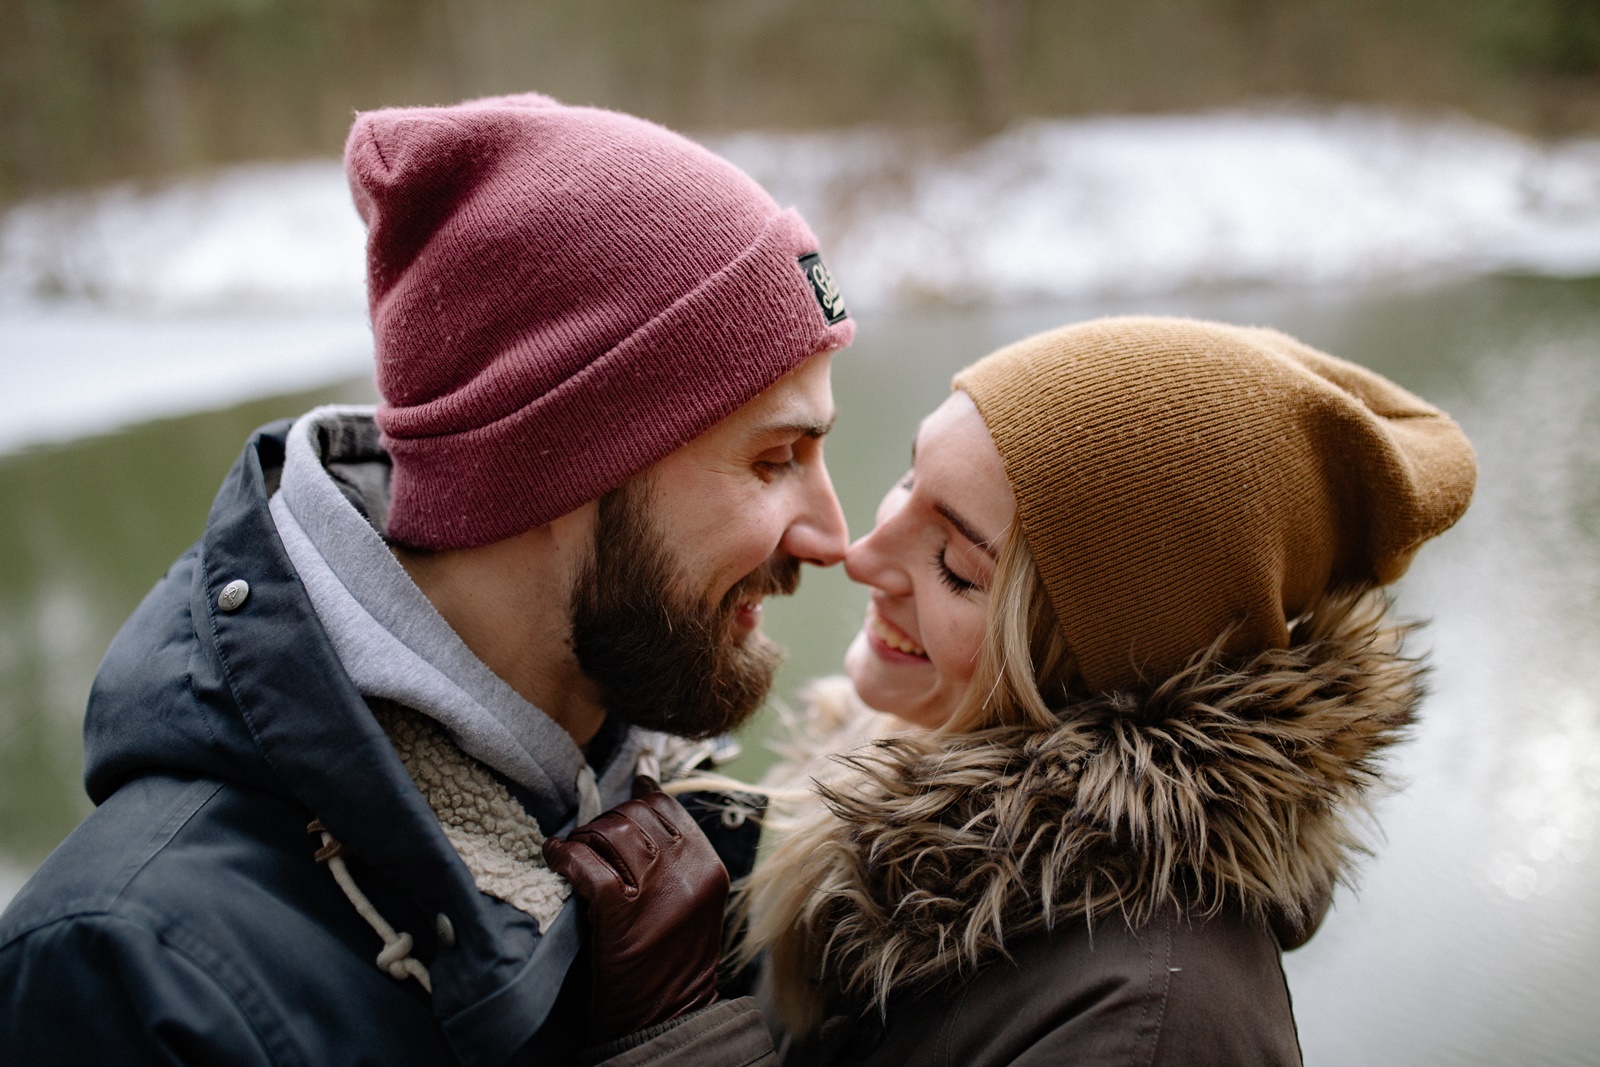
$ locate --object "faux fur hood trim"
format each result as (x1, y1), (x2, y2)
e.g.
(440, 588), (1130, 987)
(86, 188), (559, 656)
(744, 592), (1423, 1034)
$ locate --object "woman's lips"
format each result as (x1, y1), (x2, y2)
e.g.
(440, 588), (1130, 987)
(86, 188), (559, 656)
(866, 605), (929, 662)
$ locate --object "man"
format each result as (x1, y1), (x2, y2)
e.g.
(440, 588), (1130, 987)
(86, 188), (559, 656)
(0, 94), (853, 1065)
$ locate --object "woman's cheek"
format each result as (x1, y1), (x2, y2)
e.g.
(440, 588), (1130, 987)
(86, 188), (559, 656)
(933, 609), (987, 690)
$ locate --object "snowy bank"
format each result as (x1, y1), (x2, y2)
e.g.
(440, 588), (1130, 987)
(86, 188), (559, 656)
(722, 109), (1600, 305)
(5, 107), (1600, 453)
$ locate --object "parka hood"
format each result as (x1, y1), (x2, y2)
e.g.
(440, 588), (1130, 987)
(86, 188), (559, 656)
(78, 422), (587, 1065)
(749, 591), (1423, 1034)
(83, 421), (304, 805)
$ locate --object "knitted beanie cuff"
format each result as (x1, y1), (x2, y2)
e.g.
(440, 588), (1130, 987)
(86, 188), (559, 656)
(383, 209), (854, 550)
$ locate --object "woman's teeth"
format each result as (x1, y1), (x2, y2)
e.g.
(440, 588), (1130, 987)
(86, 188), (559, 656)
(870, 612), (927, 657)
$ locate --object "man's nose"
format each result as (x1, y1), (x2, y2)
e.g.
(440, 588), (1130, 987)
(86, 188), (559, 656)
(782, 462), (849, 567)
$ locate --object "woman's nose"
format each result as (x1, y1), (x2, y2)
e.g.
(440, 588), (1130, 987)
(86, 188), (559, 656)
(844, 523), (912, 596)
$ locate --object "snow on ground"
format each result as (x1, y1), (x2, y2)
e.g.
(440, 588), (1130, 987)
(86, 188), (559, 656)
(5, 106), (1600, 453)
(720, 108), (1600, 306)
(0, 160), (366, 315)
(0, 308), (372, 453)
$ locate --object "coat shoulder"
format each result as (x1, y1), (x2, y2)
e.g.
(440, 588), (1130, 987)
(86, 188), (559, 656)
(0, 774), (455, 1066)
(0, 776), (277, 1064)
(0, 904), (275, 1066)
(0, 775), (225, 941)
(1147, 911), (1304, 1066)
(811, 910), (1303, 1067)
(968, 912), (1302, 1067)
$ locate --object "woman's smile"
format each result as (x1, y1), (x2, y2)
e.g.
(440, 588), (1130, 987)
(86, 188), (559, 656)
(864, 603), (929, 661)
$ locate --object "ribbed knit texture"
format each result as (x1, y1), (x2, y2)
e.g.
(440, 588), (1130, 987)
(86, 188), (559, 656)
(345, 93), (854, 549)
(954, 316), (1477, 694)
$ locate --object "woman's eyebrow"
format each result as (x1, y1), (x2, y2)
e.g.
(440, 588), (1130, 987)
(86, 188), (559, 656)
(934, 501), (1000, 559)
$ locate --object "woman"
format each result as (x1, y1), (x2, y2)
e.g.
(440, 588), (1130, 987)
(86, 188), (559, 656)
(738, 315), (1477, 1065)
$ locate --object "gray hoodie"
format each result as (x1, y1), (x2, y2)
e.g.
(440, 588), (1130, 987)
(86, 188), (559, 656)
(267, 404), (642, 825)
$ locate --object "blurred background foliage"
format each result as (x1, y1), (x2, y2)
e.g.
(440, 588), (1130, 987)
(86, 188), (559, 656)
(7, 0), (1600, 203)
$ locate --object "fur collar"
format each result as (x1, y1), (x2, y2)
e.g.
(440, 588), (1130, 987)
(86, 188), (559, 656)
(745, 592), (1423, 1033)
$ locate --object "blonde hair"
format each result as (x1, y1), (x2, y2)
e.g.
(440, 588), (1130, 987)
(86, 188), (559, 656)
(941, 526), (1079, 734)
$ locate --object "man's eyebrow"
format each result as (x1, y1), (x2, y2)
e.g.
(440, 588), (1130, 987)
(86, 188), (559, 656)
(935, 501), (1000, 559)
(757, 414), (836, 440)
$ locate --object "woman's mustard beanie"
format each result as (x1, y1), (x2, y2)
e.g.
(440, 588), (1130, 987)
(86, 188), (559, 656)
(953, 316), (1477, 694)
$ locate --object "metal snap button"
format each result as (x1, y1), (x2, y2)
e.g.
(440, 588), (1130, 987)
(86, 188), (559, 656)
(217, 579), (250, 612)
(435, 912), (456, 948)
(721, 805), (748, 829)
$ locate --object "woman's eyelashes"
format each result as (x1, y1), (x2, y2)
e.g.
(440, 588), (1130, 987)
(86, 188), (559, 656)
(933, 546), (979, 595)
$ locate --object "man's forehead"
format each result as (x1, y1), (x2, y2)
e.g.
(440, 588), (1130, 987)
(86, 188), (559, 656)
(728, 353), (837, 437)
(740, 391), (835, 439)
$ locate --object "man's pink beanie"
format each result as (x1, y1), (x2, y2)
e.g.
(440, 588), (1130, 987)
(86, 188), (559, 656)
(344, 93), (855, 550)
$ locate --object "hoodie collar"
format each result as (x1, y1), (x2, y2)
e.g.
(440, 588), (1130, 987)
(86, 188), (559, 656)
(269, 405), (640, 820)
(187, 422), (581, 1064)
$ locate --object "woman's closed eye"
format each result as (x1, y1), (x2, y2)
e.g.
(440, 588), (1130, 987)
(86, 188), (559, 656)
(933, 546), (980, 595)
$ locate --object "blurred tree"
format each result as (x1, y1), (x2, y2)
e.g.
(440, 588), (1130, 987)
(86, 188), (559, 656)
(969, 0), (1031, 128)
(5, 0), (1600, 203)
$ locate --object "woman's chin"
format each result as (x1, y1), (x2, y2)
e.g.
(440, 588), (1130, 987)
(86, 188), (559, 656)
(845, 631), (957, 729)
(844, 631), (907, 713)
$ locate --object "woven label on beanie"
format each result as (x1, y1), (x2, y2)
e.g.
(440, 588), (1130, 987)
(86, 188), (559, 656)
(799, 253), (848, 324)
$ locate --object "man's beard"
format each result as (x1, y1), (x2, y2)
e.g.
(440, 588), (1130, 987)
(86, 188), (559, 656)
(569, 479), (800, 740)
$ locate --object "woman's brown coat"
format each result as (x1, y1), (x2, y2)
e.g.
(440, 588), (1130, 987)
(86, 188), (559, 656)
(748, 593), (1419, 1066)
(783, 904), (1306, 1066)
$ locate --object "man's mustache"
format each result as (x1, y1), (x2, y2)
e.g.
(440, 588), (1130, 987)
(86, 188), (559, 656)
(720, 554), (802, 612)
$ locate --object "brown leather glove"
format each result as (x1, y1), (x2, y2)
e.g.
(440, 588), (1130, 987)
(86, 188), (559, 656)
(542, 776), (729, 1044)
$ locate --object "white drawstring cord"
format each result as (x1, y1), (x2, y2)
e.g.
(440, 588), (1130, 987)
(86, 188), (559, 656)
(309, 820), (432, 994)
(576, 765), (602, 825)
(307, 764), (610, 992)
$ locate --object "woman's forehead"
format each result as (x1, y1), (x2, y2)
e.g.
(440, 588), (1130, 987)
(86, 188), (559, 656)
(912, 393), (1015, 538)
